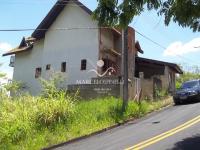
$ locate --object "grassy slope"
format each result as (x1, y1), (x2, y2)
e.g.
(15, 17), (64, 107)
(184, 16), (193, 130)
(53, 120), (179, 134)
(0, 97), (172, 150)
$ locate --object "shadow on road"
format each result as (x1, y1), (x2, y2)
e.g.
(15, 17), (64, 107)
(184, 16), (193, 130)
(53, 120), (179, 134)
(169, 134), (200, 150)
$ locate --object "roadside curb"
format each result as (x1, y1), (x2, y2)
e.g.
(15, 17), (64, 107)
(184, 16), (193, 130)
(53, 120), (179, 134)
(42, 100), (173, 150)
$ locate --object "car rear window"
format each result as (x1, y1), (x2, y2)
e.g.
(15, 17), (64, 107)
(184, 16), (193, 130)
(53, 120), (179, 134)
(181, 81), (199, 89)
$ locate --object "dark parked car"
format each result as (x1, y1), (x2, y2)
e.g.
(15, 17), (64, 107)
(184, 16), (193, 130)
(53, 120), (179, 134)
(173, 80), (200, 105)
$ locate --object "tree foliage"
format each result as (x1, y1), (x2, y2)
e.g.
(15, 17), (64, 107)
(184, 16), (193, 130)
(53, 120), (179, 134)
(93, 0), (161, 28)
(176, 72), (200, 89)
(0, 64), (6, 79)
(176, 64), (200, 89)
(0, 73), (5, 79)
(0, 64), (6, 87)
(94, 0), (200, 32)
(160, 0), (200, 32)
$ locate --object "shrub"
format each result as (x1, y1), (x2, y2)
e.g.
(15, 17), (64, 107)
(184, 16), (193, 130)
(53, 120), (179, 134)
(0, 74), (172, 150)
(154, 87), (168, 100)
(4, 80), (26, 96)
(0, 97), (33, 144)
(34, 92), (75, 128)
(39, 72), (66, 98)
(108, 99), (149, 122)
(0, 92), (75, 145)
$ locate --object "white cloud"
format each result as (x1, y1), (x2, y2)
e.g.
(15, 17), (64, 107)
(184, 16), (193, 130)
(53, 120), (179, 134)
(0, 42), (12, 53)
(163, 38), (200, 57)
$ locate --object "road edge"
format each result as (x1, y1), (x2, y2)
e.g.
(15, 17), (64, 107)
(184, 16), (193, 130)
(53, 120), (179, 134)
(42, 100), (174, 150)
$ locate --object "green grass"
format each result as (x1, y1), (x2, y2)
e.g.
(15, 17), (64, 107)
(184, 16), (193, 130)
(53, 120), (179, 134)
(0, 95), (172, 150)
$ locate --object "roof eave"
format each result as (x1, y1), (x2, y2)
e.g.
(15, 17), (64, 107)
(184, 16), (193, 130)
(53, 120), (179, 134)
(135, 41), (144, 54)
(174, 65), (183, 74)
(138, 49), (144, 54)
(136, 57), (183, 74)
(2, 46), (33, 57)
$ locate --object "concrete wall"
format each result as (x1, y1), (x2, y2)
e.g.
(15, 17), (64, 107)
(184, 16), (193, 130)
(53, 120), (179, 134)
(140, 66), (177, 100)
(114, 34), (122, 52)
(13, 3), (99, 95)
(43, 3), (99, 85)
(13, 40), (44, 95)
(100, 29), (114, 50)
(164, 66), (176, 93)
(140, 78), (154, 100)
(68, 84), (120, 99)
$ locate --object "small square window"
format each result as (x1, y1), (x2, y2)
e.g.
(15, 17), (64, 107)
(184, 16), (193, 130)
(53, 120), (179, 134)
(46, 64), (51, 70)
(81, 59), (87, 70)
(61, 62), (66, 72)
(35, 67), (42, 78)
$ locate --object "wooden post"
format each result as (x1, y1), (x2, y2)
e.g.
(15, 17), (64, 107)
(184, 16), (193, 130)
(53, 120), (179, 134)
(122, 28), (129, 112)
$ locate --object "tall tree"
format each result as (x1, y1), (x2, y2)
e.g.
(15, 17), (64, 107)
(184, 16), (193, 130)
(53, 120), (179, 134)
(94, 0), (200, 111)
(94, 0), (200, 32)
(94, 0), (161, 111)
(94, 0), (161, 28)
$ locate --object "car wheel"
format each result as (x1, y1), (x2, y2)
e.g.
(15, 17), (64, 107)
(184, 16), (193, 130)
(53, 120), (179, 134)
(174, 101), (180, 105)
(174, 99), (180, 105)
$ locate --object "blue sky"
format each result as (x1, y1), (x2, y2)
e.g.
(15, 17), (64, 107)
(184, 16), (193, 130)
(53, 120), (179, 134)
(0, 0), (200, 80)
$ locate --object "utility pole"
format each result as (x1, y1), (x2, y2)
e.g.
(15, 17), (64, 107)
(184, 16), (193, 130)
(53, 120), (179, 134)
(122, 28), (129, 112)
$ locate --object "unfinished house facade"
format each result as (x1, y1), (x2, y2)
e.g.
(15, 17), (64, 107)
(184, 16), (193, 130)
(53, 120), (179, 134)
(3, 0), (142, 98)
(3, 0), (182, 100)
(135, 57), (183, 99)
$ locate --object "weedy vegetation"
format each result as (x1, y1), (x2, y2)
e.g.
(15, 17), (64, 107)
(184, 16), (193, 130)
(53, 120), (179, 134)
(0, 74), (172, 150)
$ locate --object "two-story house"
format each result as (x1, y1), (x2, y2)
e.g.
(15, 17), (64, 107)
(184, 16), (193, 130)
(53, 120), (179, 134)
(3, 0), (142, 96)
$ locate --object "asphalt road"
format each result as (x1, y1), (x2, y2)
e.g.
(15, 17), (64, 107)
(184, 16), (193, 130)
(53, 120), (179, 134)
(54, 102), (200, 150)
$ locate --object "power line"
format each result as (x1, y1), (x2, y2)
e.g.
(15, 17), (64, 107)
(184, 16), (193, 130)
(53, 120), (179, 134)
(135, 29), (200, 65)
(0, 3), (86, 6)
(0, 26), (198, 64)
(0, 27), (117, 32)
(135, 30), (166, 50)
(134, 15), (200, 65)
